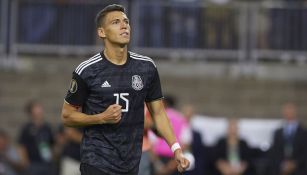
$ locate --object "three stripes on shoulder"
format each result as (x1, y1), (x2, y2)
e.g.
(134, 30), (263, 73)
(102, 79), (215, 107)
(129, 52), (156, 68)
(75, 52), (156, 75)
(75, 53), (102, 75)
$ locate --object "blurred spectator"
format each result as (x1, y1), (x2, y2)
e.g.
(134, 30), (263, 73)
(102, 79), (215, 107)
(0, 129), (26, 175)
(56, 0), (102, 45)
(267, 102), (307, 175)
(213, 118), (254, 175)
(181, 104), (207, 175)
(269, 0), (304, 50)
(302, 7), (307, 50)
(203, 0), (237, 49)
(137, 0), (164, 47)
(19, 0), (105, 45)
(168, 0), (201, 48)
(19, 1), (57, 44)
(18, 100), (55, 175)
(151, 95), (192, 175)
(54, 125), (82, 175)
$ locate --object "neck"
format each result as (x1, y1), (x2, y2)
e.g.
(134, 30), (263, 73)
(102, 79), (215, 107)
(285, 120), (298, 125)
(227, 136), (238, 145)
(104, 43), (128, 65)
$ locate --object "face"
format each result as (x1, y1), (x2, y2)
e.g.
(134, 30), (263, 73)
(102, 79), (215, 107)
(31, 103), (44, 121)
(98, 11), (130, 46)
(282, 103), (297, 122)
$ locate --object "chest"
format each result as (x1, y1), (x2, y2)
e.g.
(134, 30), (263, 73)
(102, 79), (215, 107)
(24, 125), (52, 143)
(89, 67), (149, 92)
(86, 66), (151, 111)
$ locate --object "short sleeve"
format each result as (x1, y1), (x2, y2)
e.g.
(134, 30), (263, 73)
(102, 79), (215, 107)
(145, 68), (163, 102)
(65, 71), (88, 106)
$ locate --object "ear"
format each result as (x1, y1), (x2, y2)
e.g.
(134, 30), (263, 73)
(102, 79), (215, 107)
(97, 27), (106, 38)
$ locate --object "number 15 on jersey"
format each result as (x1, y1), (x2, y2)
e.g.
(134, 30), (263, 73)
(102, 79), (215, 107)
(113, 93), (129, 112)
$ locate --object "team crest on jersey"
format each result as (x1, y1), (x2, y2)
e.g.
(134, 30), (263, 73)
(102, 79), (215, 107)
(132, 75), (143, 91)
(69, 79), (78, 93)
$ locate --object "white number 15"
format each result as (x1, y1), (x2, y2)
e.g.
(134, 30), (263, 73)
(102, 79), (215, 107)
(113, 93), (129, 112)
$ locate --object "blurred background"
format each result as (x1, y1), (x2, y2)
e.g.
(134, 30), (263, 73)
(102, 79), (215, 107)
(1, 0), (307, 175)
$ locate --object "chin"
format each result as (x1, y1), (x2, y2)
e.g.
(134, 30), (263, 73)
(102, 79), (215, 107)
(110, 38), (130, 46)
(118, 42), (129, 48)
(119, 40), (130, 45)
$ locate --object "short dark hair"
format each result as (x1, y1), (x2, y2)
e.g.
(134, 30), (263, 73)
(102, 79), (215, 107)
(95, 4), (126, 28)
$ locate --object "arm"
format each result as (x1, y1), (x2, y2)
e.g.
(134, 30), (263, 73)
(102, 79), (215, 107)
(216, 159), (232, 175)
(2, 147), (27, 172)
(62, 70), (123, 127)
(144, 107), (154, 130)
(146, 100), (190, 172)
(17, 145), (29, 170)
(146, 100), (176, 147)
(61, 101), (122, 127)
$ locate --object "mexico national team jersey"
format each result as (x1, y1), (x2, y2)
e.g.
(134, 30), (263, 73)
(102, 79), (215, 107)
(65, 51), (163, 174)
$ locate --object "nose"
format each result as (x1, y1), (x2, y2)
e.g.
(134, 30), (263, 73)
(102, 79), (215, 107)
(121, 21), (128, 29)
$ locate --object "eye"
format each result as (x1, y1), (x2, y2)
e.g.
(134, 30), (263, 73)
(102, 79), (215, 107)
(112, 20), (120, 24)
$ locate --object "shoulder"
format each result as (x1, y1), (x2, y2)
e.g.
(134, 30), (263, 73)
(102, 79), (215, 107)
(297, 125), (307, 135)
(272, 128), (283, 139)
(18, 123), (32, 139)
(217, 137), (227, 144)
(275, 127), (283, 134)
(129, 51), (157, 68)
(74, 53), (103, 76)
(239, 139), (249, 147)
(21, 123), (31, 131)
(43, 123), (52, 130)
(297, 125), (305, 131)
(214, 138), (226, 149)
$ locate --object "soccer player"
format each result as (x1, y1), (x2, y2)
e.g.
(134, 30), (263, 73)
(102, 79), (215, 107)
(61, 4), (190, 175)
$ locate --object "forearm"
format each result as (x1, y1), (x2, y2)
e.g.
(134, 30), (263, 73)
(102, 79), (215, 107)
(147, 100), (177, 148)
(6, 158), (26, 172)
(147, 101), (190, 172)
(61, 103), (102, 127)
(154, 111), (177, 147)
(61, 102), (122, 127)
(18, 146), (29, 169)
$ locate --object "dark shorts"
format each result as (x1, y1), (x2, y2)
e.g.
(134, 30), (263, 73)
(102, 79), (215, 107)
(80, 163), (108, 175)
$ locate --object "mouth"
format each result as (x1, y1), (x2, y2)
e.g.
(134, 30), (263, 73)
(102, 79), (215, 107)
(120, 32), (129, 37)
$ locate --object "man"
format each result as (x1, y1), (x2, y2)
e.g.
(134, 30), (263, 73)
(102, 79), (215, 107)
(61, 4), (190, 175)
(268, 102), (307, 175)
(54, 126), (82, 175)
(214, 119), (254, 175)
(18, 100), (55, 175)
(0, 129), (25, 175)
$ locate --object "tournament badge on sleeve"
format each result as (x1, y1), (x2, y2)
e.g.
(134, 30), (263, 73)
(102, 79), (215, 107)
(69, 79), (78, 93)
